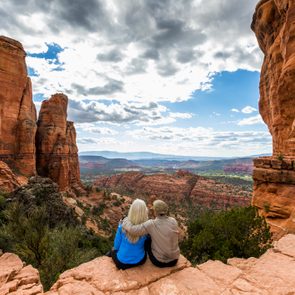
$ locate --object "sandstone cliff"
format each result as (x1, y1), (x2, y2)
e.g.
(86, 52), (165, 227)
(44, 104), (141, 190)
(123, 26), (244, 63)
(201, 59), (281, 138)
(36, 94), (84, 194)
(2, 234), (295, 294)
(252, 0), (295, 238)
(0, 36), (37, 177)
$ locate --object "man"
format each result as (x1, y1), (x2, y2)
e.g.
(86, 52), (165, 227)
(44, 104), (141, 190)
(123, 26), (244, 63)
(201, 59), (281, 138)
(122, 199), (180, 267)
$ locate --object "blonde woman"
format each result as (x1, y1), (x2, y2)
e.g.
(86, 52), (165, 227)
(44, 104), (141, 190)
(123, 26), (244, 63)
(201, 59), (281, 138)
(123, 199), (180, 268)
(111, 199), (148, 270)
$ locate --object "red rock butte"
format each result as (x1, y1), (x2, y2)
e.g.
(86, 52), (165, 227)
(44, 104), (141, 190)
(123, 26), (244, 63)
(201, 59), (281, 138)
(251, 0), (295, 238)
(0, 36), (83, 194)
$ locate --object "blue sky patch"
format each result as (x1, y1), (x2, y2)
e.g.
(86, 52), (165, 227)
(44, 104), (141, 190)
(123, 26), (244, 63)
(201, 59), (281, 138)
(28, 67), (39, 77)
(164, 70), (262, 131)
(28, 43), (64, 62)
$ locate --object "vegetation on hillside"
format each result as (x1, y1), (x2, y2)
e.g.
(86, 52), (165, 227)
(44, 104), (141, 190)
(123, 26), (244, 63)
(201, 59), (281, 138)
(180, 206), (272, 264)
(0, 177), (111, 290)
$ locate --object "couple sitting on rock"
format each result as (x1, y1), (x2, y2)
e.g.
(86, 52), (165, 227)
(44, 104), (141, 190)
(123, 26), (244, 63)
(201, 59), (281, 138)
(108, 199), (180, 270)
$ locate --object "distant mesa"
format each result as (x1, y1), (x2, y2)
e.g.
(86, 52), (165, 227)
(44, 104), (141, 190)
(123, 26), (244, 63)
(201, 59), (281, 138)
(0, 35), (83, 194)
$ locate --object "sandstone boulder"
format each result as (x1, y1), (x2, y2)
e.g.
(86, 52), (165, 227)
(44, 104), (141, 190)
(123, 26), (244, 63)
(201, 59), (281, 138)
(0, 36), (37, 177)
(0, 253), (43, 295)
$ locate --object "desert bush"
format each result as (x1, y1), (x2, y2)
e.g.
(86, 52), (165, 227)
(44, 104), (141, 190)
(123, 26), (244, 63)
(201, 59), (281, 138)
(180, 206), (272, 264)
(0, 177), (111, 290)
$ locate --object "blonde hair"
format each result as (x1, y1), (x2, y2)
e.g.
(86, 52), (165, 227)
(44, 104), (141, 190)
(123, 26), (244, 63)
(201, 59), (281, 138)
(125, 199), (148, 243)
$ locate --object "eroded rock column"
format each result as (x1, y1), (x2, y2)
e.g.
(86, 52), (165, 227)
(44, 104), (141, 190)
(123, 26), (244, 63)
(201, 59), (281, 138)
(36, 93), (84, 193)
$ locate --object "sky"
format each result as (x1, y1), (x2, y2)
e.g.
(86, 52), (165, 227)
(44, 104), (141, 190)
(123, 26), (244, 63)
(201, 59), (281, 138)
(0, 0), (272, 157)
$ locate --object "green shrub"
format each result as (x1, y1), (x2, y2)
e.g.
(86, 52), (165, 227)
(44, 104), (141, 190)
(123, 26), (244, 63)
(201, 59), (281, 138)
(180, 206), (272, 264)
(92, 203), (106, 215)
(0, 177), (112, 290)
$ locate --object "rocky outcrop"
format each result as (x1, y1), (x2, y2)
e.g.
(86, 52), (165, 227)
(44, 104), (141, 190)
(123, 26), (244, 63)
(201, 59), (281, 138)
(36, 94), (84, 193)
(3, 234), (295, 294)
(252, 0), (295, 237)
(0, 36), (37, 177)
(43, 234), (295, 294)
(0, 252), (43, 295)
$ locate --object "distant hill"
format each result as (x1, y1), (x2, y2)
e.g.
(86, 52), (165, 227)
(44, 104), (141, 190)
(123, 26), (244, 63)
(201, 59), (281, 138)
(79, 155), (254, 175)
(79, 155), (140, 173)
(79, 150), (227, 161)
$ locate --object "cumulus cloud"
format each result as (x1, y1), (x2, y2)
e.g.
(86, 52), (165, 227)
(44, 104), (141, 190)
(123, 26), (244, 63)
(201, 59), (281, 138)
(75, 125), (271, 156)
(67, 99), (191, 125)
(238, 115), (264, 126)
(231, 108), (240, 113)
(1, 0), (267, 156)
(127, 126), (271, 155)
(0, 0), (261, 104)
(241, 106), (257, 114)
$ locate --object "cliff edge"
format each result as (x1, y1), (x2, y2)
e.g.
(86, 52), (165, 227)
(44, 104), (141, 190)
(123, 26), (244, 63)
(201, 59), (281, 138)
(2, 234), (295, 294)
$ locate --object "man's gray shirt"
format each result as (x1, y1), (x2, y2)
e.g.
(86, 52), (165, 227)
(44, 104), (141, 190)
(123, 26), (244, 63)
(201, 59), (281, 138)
(122, 216), (180, 263)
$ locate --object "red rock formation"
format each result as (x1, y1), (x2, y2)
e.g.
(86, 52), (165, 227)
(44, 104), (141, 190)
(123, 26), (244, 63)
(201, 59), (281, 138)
(0, 36), (37, 177)
(95, 171), (251, 211)
(252, 0), (295, 158)
(252, 0), (295, 238)
(36, 93), (84, 193)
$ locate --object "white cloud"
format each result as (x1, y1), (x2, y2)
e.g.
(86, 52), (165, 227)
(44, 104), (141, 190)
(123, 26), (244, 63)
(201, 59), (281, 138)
(0, 0), (261, 105)
(241, 106), (257, 114)
(119, 126), (271, 156)
(231, 108), (239, 113)
(238, 115), (263, 126)
(67, 99), (192, 126)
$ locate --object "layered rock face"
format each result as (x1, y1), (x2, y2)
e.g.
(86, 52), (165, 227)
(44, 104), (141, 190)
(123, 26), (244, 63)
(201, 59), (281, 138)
(36, 94), (83, 193)
(252, 0), (295, 237)
(0, 36), (37, 177)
